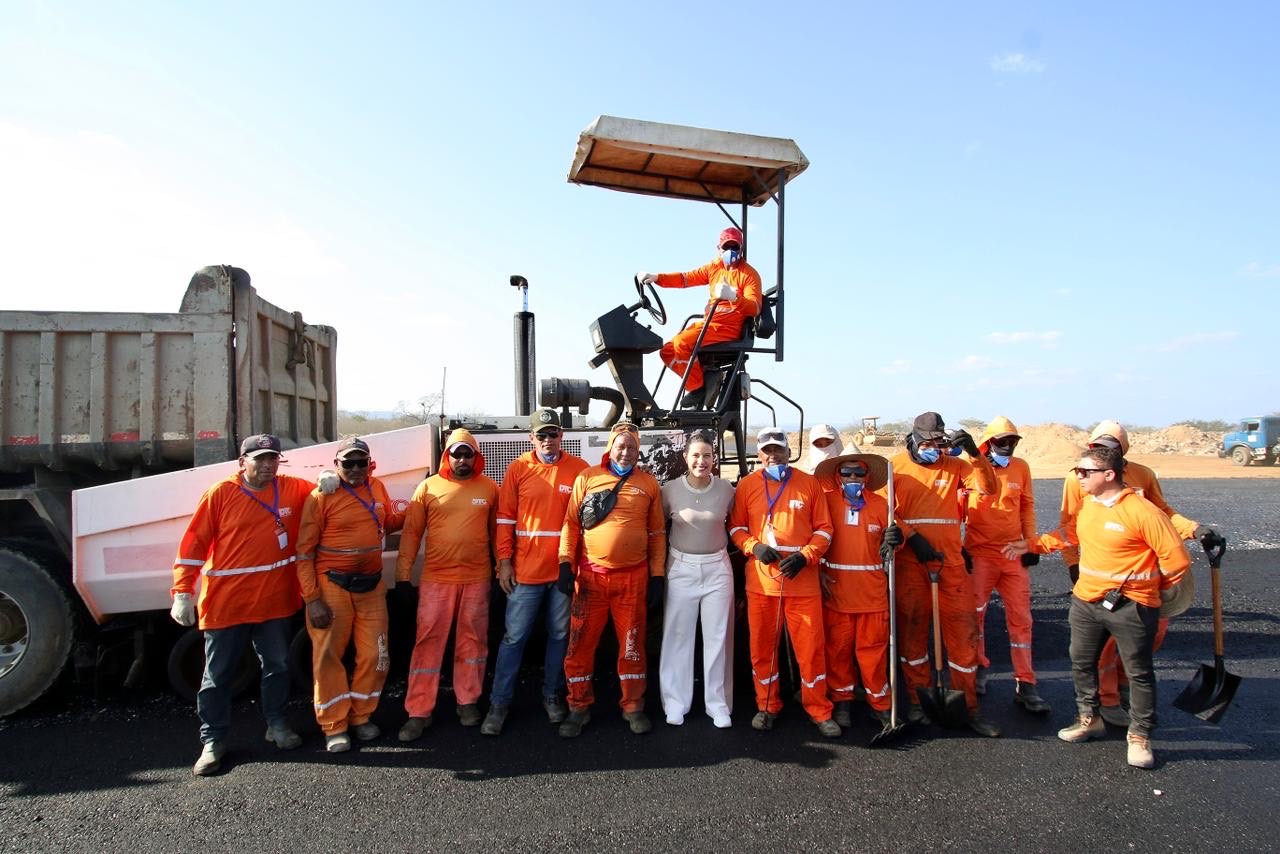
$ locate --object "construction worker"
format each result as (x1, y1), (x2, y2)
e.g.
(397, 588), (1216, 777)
(729, 427), (839, 738)
(813, 453), (903, 727)
(1058, 420), (1216, 726)
(395, 428), (498, 742)
(1006, 445), (1191, 769)
(891, 412), (1002, 737)
(556, 421), (666, 738)
(800, 423), (844, 473)
(659, 430), (737, 728)
(637, 226), (763, 409)
(964, 417), (1051, 714)
(170, 434), (316, 776)
(481, 408), (588, 736)
(295, 437), (406, 753)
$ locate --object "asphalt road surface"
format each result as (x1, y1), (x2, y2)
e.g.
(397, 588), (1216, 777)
(2, 479), (1277, 851)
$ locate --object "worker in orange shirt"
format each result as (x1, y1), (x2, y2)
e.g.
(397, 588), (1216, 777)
(729, 427), (839, 738)
(481, 408), (588, 736)
(964, 416), (1050, 714)
(170, 434), (317, 776)
(556, 421), (666, 738)
(1058, 420), (1216, 726)
(394, 428), (499, 742)
(637, 226), (762, 409)
(1007, 445), (1192, 769)
(814, 453), (903, 727)
(295, 437), (406, 753)
(891, 412), (1002, 737)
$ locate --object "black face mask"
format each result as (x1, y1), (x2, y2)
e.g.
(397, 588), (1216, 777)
(989, 440), (1018, 456)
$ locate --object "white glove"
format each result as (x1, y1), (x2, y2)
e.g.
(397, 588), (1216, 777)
(711, 282), (737, 301)
(170, 593), (196, 627)
(636, 271), (658, 285)
(318, 470), (339, 495)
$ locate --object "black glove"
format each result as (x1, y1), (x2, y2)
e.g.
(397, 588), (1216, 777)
(647, 576), (666, 610)
(778, 552), (807, 579)
(878, 523), (904, 561)
(1193, 525), (1216, 540)
(950, 429), (980, 457)
(555, 562), (576, 596)
(961, 547), (974, 573)
(1020, 552), (1040, 568)
(906, 532), (944, 564)
(392, 580), (418, 611)
(752, 542), (782, 565)
(1068, 563), (1080, 584)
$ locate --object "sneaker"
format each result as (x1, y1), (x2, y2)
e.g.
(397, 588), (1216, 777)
(624, 711), (652, 734)
(457, 703), (482, 727)
(665, 713), (685, 726)
(352, 722), (381, 742)
(397, 715), (432, 743)
(907, 704), (932, 726)
(975, 666), (989, 696)
(192, 741), (225, 777)
(816, 718), (842, 739)
(558, 709), (590, 738)
(481, 704), (509, 736)
(1058, 714), (1105, 743)
(1126, 732), (1155, 769)
(264, 724), (302, 750)
(833, 701), (853, 728)
(542, 696), (568, 724)
(1014, 681), (1052, 714)
(1099, 704), (1131, 727)
(750, 711), (777, 731)
(325, 732), (352, 753)
(712, 714), (733, 729)
(967, 714), (1002, 738)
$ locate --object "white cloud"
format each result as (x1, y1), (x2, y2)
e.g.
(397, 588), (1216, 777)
(1138, 331), (1240, 353)
(959, 354), (996, 371)
(880, 359), (912, 375)
(984, 330), (1062, 348)
(990, 53), (1046, 74)
(1239, 262), (1280, 278)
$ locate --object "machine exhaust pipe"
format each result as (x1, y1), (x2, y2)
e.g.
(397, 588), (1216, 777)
(511, 276), (535, 415)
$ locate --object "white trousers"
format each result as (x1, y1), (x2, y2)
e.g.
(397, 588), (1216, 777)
(660, 547), (734, 720)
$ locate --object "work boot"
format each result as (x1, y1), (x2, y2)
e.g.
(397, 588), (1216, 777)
(967, 714), (1002, 738)
(1126, 732), (1156, 769)
(1014, 681), (1052, 714)
(457, 703), (483, 727)
(907, 704), (932, 726)
(192, 741), (226, 777)
(1099, 704), (1130, 727)
(975, 666), (989, 696)
(833, 701), (853, 728)
(872, 709), (893, 727)
(480, 704), (509, 736)
(542, 695), (568, 724)
(624, 711), (653, 734)
(751, 711), (777, 731)
(264, 724), (302, 750)
(558, 709), (590, 738)
(325, 732), (352, 753)
(398, 715), (432, 743)
(352, 722), (381, 742)
(679, 387), (705, 410)
(815, 718), (842, 739)
(1058, 713), (1105, 743)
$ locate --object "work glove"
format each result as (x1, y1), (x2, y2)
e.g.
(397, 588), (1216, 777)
(906, 532), (944, 564)
(647, 576), (666, 610)
(751, 542), (782, 565)
(949, 429), (980, 457)
(555, 561), (576, 596)
(392, 580), (418, 611)
(1020, 552), (1040, 568)
(1193, 524), (1219, 542)
(636, 271), (658, 285)
(318, 470), (339, 495)
(778, 552), (807, 579)
(711, 282), (737, 301)
(306, 598), (334, 630)
(1067, 564), (1080, 584)
(961, 547), (974, 573)
(878, 523), (903, 561)
(170, 593), (196, 627)
(1200, 530), (1226, 550)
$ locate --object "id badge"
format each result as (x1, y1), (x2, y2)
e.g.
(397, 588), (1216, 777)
(277, 525), (288, 550)
(763, 521), (778, 548)
(846, 508), (860, 527)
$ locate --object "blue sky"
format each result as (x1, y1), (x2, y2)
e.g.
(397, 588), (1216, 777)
(3, 2), (1277, 429)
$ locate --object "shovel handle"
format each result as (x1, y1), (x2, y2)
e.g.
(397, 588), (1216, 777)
(1200, 533), (1226, 568)
(929, 568), (944, 668)
(1200, 534), (1227, 658)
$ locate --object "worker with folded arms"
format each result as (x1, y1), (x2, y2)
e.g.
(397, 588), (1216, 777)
(295, 437), (405, 753)
(170, 434), (317, 776)
(964, 417), (1050, 714)
(1058, 421), (1216, 726)
(729, 427), (839, 738)
(814, 453), (903, 728)
(557, 421), (666, 738)
(394, 428), (498, 741)
(1006, 444), (1190, 769)
(891, 412), (1002, 737)
(482, 408), (588, 736)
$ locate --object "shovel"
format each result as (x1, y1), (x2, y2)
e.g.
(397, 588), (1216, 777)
(870, 460), (908, 747)
(916, 560), (969, 727)
(1174, 534), (1240, 724)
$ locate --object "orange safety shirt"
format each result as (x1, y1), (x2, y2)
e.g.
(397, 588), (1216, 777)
(396, 473), (499, 585)
(296, 476), (406, 603)
(171, 473), (314, 630)
(655, 257), (763, 332)
(497, 450), (589, 584)
(729, 468), (833, 597)
(1058, 460), (1197, 566)
(818, 479), (889, 613)
(889, 451), (996, 563)
(559, 465), (666, 575)
(964, 456), (1036, 559)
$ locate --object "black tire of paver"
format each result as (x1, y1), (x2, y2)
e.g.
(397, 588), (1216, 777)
(166, 626), (260, 702)
(1230, 445), (1252, 466)
(0, 544), (76, 718)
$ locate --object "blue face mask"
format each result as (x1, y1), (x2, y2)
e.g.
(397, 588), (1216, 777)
(722, 248), (741, 267)
(764, 463), (788, 481)
(990, 453), (1011, 468)
(916, 446), (941, 465)
(841, 482), (866, 509)
(537, 450), (560, 464)
(608, 460), (633, 477)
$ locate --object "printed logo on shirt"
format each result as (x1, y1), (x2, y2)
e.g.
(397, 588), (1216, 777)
(1008, 482), (1022, 491)
(868, 523), (883, 533)
(559, 484), (572, 494)
(789, 499), (805, 511)
(1104, 521), (1126, 532)
(472, 498), (489, 506)
(374, 502), (384, 511)
(624, 486), (644, 496)
(279, 507), (294, 517)
(934, 479), (949, 489)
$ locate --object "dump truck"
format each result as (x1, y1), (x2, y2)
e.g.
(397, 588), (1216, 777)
(1218, 416), (1280, 466)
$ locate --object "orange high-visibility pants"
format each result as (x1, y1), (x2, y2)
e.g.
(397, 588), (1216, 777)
(972, 554), (1037, 684)
(404, 580), (490, 718)
(564, 563), (648, 713)
(747, 590), (833, 721)
(1099, 617), (1169, 707)
(659, 314), (741, 392)
(895, 556), (981, 713)
(309, 574), (390, 735)
(824, 607), (891, 712)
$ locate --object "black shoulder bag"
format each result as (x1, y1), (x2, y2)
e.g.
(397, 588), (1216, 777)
(579, 471), (632, 530)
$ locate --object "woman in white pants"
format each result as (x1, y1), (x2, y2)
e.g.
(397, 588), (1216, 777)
(660, 432), (736, 727)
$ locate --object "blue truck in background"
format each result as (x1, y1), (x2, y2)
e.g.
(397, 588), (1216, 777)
(1219, 416), (1280, 465)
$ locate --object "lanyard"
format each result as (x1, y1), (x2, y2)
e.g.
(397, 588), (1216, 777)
(762, 468), (791, 524)
(340, 480), (384, 537)
(238, 479), (282, 528)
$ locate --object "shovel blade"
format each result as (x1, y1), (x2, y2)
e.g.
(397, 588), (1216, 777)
(917, 683), (970, 728)
(1174, 663), (1242, 724)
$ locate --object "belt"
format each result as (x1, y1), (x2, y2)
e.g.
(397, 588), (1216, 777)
(669, 547), (730, 565)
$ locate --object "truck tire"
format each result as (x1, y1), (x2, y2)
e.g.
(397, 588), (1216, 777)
(166, 627), (260, 702)
(1230, 445), (1252, 466)
(0, 544), (77, 717)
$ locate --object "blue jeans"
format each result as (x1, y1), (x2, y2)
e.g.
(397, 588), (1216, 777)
(197, 616), (293, 745)
(489, 582), (570, 706)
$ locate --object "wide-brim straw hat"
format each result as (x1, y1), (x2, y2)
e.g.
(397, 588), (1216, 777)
(813, 453), (889, 492)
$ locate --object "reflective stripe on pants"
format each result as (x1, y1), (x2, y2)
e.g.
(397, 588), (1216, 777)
(895, 555), (981, 713)
(309, 573), (389, 735)
(746, 589), (832, 721)
(563, 562), (648, 713)
(971, 553), (1036, 684)
(823, 607), (891, 712)
(404, 580), (490, 718)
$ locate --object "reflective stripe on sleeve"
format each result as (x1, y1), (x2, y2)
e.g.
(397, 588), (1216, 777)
(815, 530), (832, 541)
(204, 556), (296, 577)
(176, 558), (205, 567)
(728, 526), (749, 536)
(497, 519), (517, 526)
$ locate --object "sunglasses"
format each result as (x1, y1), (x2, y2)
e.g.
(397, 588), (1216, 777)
(449, 448), (475, 459)
(339, 458), (370, 470)
(534, 429), (561, 440)
(838, 465), (869, 478)
(1072, 467), (1109, 477)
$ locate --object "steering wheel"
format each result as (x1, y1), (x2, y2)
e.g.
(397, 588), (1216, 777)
(634, 276), (667, 325)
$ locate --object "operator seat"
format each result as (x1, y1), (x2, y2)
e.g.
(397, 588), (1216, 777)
(691, 292), (777, 409)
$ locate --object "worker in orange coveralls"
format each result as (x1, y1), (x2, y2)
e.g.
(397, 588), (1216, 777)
(637, 225), (762, 409)
(891, 412), (1002, 737)
(1058, 420), (1216, 727)
(295, 437), (406, 753)
(394, 428), (498, 742)
(814, 453), (903, 728)
(170, 433), (316, 776)
(556, 421), (666, 738)
(729, 427), (839, 738)
(964, 416), (1051, 715)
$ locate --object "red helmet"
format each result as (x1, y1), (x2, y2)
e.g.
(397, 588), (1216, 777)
(717, 227), (744, 250)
